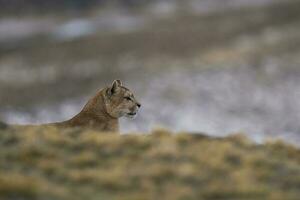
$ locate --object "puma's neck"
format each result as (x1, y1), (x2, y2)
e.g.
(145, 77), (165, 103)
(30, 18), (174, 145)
(57, 90), (119, 132)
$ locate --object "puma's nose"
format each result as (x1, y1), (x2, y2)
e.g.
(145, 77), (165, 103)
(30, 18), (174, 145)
(137, 103), (141, 108)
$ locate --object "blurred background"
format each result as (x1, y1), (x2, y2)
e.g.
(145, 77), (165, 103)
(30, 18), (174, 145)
(0, 0), (300, 144)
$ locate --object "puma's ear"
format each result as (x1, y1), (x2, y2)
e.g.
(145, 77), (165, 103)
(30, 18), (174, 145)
(107, 79), (122, 96)
(113, 79), (123, 87)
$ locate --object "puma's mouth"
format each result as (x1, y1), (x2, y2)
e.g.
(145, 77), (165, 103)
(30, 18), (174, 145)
(127, 112), (137, 116)
(126, 111), (138, 118)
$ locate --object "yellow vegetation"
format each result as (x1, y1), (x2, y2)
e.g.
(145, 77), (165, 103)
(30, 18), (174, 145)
(0, 127), (299, 200)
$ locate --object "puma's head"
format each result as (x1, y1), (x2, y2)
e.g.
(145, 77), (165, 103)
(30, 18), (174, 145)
(104, 80), (141, 119)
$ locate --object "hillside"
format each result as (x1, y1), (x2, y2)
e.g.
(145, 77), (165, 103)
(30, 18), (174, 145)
(0, 127), (299, 200)
(1, 0), (300, 142)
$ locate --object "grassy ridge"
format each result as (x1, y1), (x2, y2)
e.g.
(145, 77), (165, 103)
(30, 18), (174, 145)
(0, 127), (300, 200)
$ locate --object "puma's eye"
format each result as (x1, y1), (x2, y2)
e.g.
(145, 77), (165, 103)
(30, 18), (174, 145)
(124, 97), (131, 101)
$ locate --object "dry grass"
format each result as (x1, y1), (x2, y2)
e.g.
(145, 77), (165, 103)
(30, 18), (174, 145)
(0, 126), (299, 200)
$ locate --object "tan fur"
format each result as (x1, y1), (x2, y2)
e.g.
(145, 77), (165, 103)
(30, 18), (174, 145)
(50, 80), (141, 132)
